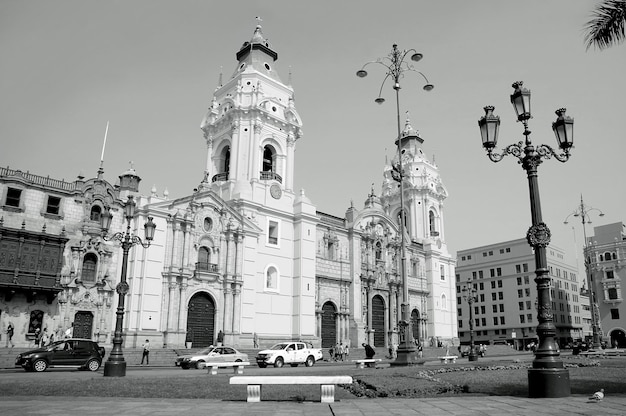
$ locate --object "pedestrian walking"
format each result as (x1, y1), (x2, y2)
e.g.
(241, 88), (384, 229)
(362, 343), (375, 359)
(339, 342), (346, 361)
(5, 323), (14, 348)
(328, 346), (334, 362)
(253, 332), (258, 348)
(141, 339), (150, 365)
(64, 323), (73, 339)
(34, 328), (42, 347)
(41, 328), (49, 347)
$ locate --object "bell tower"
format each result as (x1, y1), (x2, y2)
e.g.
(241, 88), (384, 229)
(381, 116), (449, 249)
(199, 24), (303, 205)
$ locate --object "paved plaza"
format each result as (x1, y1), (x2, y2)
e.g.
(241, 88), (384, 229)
(2, 394), (626, 416)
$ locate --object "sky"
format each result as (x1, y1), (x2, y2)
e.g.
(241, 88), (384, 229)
(1, 1), (625, 268)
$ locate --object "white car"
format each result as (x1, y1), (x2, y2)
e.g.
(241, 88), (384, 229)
(255, 341), (323, 368)
(175, 346), (248, 369)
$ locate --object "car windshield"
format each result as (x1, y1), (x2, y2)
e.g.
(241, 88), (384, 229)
(197, 347), (216, 355)
(270, 343), (289, 350)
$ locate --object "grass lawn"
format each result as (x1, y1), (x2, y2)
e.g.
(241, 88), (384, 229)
(2, 357), (624, 402)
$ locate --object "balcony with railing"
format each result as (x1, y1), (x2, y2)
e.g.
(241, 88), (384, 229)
(196, 262), (219, 273)
(211, 172), (229, 183)
(259, 171), (282, 183)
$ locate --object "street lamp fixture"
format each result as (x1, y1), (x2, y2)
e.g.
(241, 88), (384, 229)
(564, 195), (605, 349)
(357, 44), (433, 366)
(101, 195), (156, 377)
(461, 284), (479, 361)
(478, 81), (573, 398)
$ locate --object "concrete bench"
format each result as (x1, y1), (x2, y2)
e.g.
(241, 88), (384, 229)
(438, 355), (458, 364)
(351, 358), (381, 369)
(200, 361), (250, 375)
(230, 375), (353, 403)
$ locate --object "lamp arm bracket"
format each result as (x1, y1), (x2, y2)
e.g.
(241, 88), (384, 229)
(486, 141), (523, 163)
(536, 144), (570, 163)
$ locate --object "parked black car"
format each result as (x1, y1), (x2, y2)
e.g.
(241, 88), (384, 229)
(15, 338), (106, 372)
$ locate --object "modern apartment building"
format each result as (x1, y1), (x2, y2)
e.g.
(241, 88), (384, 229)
(456, 238), (584, 349)
(584, 222), (626, 348)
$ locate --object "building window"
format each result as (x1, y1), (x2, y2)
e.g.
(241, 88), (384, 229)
(482, 318), (487, 326)
(480, 294), (485, 302)
(498, 292), (503, 300)
(28, 310), (44, 334)
(46, 196), (61, 215)
(492, 293), (497, 301)
(440, 265), (445, 281)
(493, 317), (499, 325)
(481, 306), (486, 314)
(523, 263), (529, 272)
(479, 282), (484, 290)
(375, 241), (382, 261)
(611, 309), (620, 319)
(458, 308), (462, 317)
(519, 301), (524, 311)
(520, 315), (525, 323)
(478, 270), (483, 279)
(491, 281), (496, 289)
(524, 276), (530, 284)
(90, 205), (102, 222)
(467, 255), (472, 260)
(458, 320), (463, 329)
(266, 218), (280, 247)
(516, 264), (521, 273)
(499, 304), (504, 312)
(198, 247), (211, 270)
(525, 288), (531, 297)
(5, 187), (22, 208)
(264, 265), (279, 291)
(608, 288), (619, 300)
(500, 316), (505, 325)
(441, 294), (447, 310)
(472, 271), (477, 280)
(81, 253), (98, 283)
(429, 211), (438, 236)
(517, 277), (522, 285)
(497, 267), (502, 276)
(518, 289), (523, 298)
(606, 270), (615, 279)
(490, 268), (495, 277)
(493, 305), (498, 313)
(498, 280), (503, 288)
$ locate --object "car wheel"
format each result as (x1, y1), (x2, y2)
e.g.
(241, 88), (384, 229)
(305, 356), (315, 367)
(274, 357), (284, 368)
(195, 361), (204, 369)
(33, 359), (48, 372)
(235, 359), (242, 363)
(87, 359), (101, 372)
(257, 363), (267, 368)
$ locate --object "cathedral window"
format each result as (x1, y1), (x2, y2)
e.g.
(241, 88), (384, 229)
(608, 288), (619, 300)
(266, 218), (280, 247)
(82, 253), (98, 283)
(90, 205), (102, 222)
(375, 242), (382, 261)
(198, 247), (211, 270)
(224, 147), (231, 174)
(429, 211), (438, 236)
(262, 146), (275, 172)
(28, 310), (44, 334)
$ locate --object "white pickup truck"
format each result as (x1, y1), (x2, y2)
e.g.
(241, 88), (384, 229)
(255, 341), (323, 368)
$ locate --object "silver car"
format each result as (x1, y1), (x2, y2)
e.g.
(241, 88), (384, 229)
(175, 346), (248, 369)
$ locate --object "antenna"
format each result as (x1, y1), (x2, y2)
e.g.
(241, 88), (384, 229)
(100, 121), (109, 167)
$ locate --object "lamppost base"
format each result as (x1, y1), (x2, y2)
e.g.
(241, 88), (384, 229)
(390, 345), (423, 367)
(527, 368), (570, 398)
(468, 352), (479, 362)
(103, 360), (127, 377)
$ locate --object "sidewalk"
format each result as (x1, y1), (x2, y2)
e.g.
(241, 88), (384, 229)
(1, 394), (625, 416)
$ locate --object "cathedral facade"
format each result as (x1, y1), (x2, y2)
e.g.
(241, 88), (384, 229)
(0, 25), (457, 351)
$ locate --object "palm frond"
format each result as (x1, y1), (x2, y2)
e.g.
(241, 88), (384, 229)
(584, 0), (626, 50)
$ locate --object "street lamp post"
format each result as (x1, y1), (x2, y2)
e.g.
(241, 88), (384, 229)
(461, 284), (479, 361)
(356, 44), (433, 366)
(564, 195), (604, 349)
(478, 81), (574, 398)
(101, 195), (156, 377)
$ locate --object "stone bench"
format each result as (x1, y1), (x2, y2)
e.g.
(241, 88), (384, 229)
(230, 375), (353, 403)
(199, 361), (250, 375)
(351, 358), (382, 369)
(438, 355), (458, 364)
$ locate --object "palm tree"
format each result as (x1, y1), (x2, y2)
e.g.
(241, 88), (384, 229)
(585, 0), (626, 50)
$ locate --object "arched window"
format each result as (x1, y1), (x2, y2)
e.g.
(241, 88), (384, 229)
(28, 310), (44, 334)
(429, 211), (438, 235)
(397, 209), (408, 228)
(90, 205), (102, 222)
(375, 241), (382, 261)
(82, 253), (98, 282)
(198, 247), (211, 270)
(441, 293), (447, 310)
(224, 147), (231, 174)
(262, 146), (274, 173)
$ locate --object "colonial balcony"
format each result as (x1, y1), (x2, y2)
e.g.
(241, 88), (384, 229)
(259, 171), (282, 183)
(211, 172), (229, 183)
(196, 262), (219, 273)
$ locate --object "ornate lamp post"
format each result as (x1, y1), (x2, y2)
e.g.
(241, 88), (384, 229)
(478, 81), (574, 397)
(101, 195), (156, 377)
(461, 284), (479, 361)
(357, 44), (433, 366)
(564, 195), (604, 349)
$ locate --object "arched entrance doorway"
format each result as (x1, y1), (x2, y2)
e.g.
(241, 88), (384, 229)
(321, 302), (337, 348)
(610, 329), (626, 348)
(372, 295), (385, 347)
(187, 292), (215, 347)
(73, 311), (93, 339)
(411, 309), (420, 342)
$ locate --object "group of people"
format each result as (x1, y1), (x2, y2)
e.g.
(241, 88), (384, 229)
(4, 323), (75, 348)
(328, 341), (349, 361)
